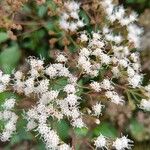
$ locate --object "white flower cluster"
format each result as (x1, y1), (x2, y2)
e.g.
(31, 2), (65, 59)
(78, 32), (109, 77)
(94, 134), (133, 150)
(26, 103), (71, 149)
(11, 57), (84, 149)
(112, 136), (133, 150)
(56, 53), (67, 63)
(0, 70), (10, 92)
(78, 20), (143, 104)
(0, 98), (18, 141)
(0, 0), (148, 149)
(79, 29), (143, 87)
(92, 102), (104, 117)
(139, 84), (150, 111)
(101, 0), (143, 48)
(90, 79), (124, 105)
(59, 1), (84, 32)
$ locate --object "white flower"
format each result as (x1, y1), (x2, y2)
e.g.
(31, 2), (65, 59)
(129, 12), (138, 22)
(79, 48), (91, 57)
(72, 118), (85, 128)
(101, 79), (114, 90)
(64, 84), (76, 94)
(1, 74), (10, 85)
(59, 19), (69, 30)
(2, 110), (13, 120)
(40, 90), (59, 104)
(145, 84), (150, 92)
(139, 99), (150, 111)
(92, 103), (104, 116)
(70, 109), (80, 119)
(2, 98), (16, 110)
(65, 94), (79, 106)
(94, 134), (107, 149)
(26, 108), (38, 119)
(62, 13), (69, 20)
(35, 79), (49, 94)
(112, 136), (133, 150)
(0, 131), (11, 141)
(112, 66), (120, 77)
(56, 54), (67, 63)
(5, 121), (16, 132)
(45, 65), (57, 78)
(14, 71), (23, 80)
(90, 81), (101, 92)
(128, 74), (142, 88)
(93, 32), (101, 40)
(24, 78), (35, 95)
(69, 22), (78, 32)
(119, 59), (128, 68)
(115, 6), (125, 20)
(77, 20), (84, 27)
(70, 11), (79, 19)
(60, 1), (84, 31)
(114, 35), (122, 44)
(100, 53), (111, 65)
(65, 1), (80, 11)
(127, 66), (135, 77)
(29, 58), (44, 70)
(26, 120), (37, 131)
(132, 63), (141, 71)
(58, 144), (71, 150)
(105, 91), (124, 105)
(0, 84), (6, 93)
(80, 33), (88, 42)
(30, 69), (39, 77)
(0, 99), (18, 142)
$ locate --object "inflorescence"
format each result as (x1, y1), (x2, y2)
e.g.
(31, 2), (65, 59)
(0, 0), (150, 149)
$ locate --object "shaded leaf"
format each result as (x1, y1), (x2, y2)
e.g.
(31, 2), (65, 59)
(93, 122), (118, 138)
(74, 127), (88, 137)
(129, 119), (145, 141)
(54, 119), (70, 141)
(0, 45), (21, 74)
(0, 32), (8, 43)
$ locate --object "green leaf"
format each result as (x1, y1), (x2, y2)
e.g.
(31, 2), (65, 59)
(0, 91), (19, 106)
(38, 5), (47, 18)
(74, 127), (88, 137)
(79, 10), (90, 25)
(35, 142), (46, 150)
(129, 119), (145, 141)
(51, 78), (68, 91)
(47, 0), (57, 11)
(10, 119), (33, 145)
(93, 122), (117, 138)
(126, 0), (135, 3)
(54, 120), (70, 141)
(0, 45), (21, 73)
(76, 79), (84, 96)
(0, 32), (8, 43)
